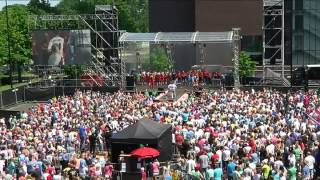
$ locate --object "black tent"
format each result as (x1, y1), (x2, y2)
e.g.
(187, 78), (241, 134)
(110, 120), (172, 163)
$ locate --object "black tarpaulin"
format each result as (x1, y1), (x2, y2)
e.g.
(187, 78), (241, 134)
(111, 119), (172, 162)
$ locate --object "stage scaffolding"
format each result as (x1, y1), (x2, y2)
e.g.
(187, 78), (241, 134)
(119, 30), (241, 89)
(262, 0), (290, 87)
(28, 5), (126, 88)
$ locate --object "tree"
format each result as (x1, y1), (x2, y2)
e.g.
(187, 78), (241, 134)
(0, 5), (32, 82)
(239, 51), (256, 79)
(149, 47), (173, 72)
(56, 0), (91, 14)
(28, 0), (56, 14)
(56, 0), (148, 32)
(127, 0), (149, 32)
(64, 65), (86, 79)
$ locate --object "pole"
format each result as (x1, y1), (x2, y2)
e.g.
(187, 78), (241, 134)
(5, 0), (13, 89)
(281, 0), (285, 79)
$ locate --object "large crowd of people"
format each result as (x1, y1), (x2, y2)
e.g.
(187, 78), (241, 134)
(0, 87), (319, 179)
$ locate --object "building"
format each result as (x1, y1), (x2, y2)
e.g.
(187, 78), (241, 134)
(290, 0), (320, 65)
(149, 0), (320, 70)
(149, 0), (263, 70)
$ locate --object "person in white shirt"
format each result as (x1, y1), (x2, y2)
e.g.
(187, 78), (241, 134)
(222, 147), (231, 168)
(186, 156), (196, 174)
(266, 143), (275, 156)
(0, 157), (5, 175)
(288, 153), (296, 166)
(168, 81), (177, 99)
(304, 151), (315, 178)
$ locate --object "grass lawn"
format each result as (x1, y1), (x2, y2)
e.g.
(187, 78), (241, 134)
(0, 78), (41, 92)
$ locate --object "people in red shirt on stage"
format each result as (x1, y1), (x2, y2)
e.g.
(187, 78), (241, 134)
(149, 74), (155, 89)
(155, 72), (160, 86)
(165, 72), (170, 85)
(198, 70), (203, 83)
(141, 72), (146, 85)
(160, 72), (165, 85)
(177, 71), (181, 83)
(204, 70), (210, 84)
(137, 69), (224, 88)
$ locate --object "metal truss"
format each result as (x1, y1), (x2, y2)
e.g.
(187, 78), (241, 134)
(232, 28), (241, 89)
(28, 5), (126, 88)
(263, 0), (287, 86)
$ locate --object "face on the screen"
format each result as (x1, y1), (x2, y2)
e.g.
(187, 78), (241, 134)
(32, 30), (91, 65)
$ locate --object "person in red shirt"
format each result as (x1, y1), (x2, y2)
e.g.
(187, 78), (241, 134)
(141, 72), (146, 85)
(149, 74), (155, 90)
(248, 136), (256, 153)
(175, 133), (183, 153)
(182, 71), (187, 84)
(155, 73), (160, 86)
(177, 71), (181, 83)
(160, 72), (165, 85)
(141, 167), (147, 180)
(198, 70), (203, 83)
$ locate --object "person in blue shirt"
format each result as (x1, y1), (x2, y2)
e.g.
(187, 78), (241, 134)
(35, 160), (44, 176)
(79, 124), (86, 151)
(7, 160), (16, 175)
(155, 112), (161, 122)
(186, 130), (194, 140)
(182, 112), (189, 124)
(79, 157), (88, 178)
(213, 163), (223, 180)
(272, 169), (280, 180)
(227, 159), (236, 180)
(206, 165), (214, 180)
(303, 165), (311, 180)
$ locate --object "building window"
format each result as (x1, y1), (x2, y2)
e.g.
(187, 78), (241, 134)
(295, 15), (303, 30)
(295, 0), (303, 11)
(294, 35), (304, 50)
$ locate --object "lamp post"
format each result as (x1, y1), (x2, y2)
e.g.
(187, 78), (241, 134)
(5, 0), (13, 89)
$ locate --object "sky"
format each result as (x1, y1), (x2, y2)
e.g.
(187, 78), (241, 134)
(0, 0), (61, 10)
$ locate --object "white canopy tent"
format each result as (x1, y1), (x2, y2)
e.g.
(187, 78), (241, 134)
(119, 31), (234, 43)
(118, 29), (241, 89)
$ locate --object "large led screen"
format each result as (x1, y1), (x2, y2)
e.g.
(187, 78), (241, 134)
(32, 30), (91, 65)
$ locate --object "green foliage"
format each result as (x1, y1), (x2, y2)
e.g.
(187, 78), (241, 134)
(127, 0), (149, 32)
(56, 0), (91, 14)
(0, 0), (149, 85)
(149, 47), (173, 72)
(239, 51), (256, 78)
(28, 0), (56, 14)
(64, 65), (86, 79)
(56, 0), (149, 32)
(0, 5), (32, 66)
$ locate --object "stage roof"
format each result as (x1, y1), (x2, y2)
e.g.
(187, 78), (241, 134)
(119, 31), (234, 43)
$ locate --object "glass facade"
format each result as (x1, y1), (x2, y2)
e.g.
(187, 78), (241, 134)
(293, 0), (320, 65)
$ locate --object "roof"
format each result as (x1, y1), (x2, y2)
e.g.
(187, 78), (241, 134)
(119, 31), (234, 43)
(111, 119), (172, 143)
(306, 64), (320, 68)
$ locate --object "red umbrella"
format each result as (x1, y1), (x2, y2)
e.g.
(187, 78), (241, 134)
(131, 147), (160, 158)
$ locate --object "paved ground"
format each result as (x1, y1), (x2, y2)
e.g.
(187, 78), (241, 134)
(134, 84), (192, 101)
(5, 102), (40, 112)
